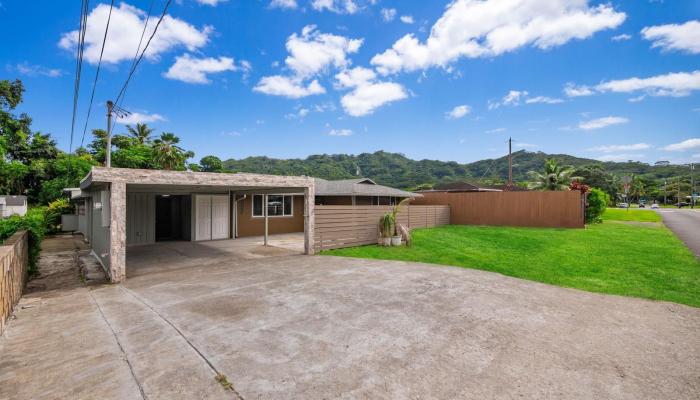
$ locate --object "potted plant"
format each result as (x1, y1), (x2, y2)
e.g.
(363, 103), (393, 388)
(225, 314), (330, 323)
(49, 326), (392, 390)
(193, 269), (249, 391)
(390, 198), (411, 246)
(378, 214), (393, 246)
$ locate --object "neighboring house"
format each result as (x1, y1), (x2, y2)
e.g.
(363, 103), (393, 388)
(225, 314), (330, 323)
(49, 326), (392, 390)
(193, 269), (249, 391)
(0, 196), (28, 218)
(418, 181), (528, 193)
(64, 167), (419, 283)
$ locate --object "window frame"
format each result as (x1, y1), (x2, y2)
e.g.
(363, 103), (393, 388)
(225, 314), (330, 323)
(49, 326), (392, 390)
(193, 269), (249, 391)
(251, 194), (294, 218)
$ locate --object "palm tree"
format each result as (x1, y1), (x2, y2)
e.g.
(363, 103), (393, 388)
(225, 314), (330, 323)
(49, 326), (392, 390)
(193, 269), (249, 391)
(126, 123), (154, 144)
(152, 132), (193, 170)
(527, 158), (578, 191)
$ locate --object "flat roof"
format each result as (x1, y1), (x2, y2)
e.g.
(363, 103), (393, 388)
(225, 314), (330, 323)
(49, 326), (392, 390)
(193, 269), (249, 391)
(80, 167), (314, 191)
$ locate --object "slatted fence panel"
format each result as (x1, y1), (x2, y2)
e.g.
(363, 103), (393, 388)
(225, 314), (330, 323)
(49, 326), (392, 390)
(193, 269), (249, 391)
(0, 230), (29, 335)
(314, 205), (450, 251)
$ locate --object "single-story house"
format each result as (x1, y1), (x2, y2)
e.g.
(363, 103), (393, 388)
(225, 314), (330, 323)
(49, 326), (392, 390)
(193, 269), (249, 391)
(66, 167), (418, 283)
(418, 181), (528, 193)
(0, 195), (28, 218)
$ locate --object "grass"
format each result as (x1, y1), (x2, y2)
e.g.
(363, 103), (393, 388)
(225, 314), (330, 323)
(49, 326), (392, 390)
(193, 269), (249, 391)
(323, 223), (700, 307)
(603, 208), (662, 222)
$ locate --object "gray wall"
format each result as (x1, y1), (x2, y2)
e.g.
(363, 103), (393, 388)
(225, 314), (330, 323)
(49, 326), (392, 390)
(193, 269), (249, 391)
(126, 193), (155, 245)
(86, 190), (111, 269)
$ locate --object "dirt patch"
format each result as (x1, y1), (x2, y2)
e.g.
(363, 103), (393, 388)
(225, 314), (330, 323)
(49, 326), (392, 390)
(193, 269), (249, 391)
(25, 235), (97, 294)
(183, 294), (264, 320)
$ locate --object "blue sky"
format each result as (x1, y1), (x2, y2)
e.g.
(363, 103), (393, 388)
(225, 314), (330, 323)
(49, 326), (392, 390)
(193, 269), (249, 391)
(1, 0), (699, 164)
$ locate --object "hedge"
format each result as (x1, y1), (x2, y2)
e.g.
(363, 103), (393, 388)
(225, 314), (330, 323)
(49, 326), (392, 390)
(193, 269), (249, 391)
(0, 207), (47, 274)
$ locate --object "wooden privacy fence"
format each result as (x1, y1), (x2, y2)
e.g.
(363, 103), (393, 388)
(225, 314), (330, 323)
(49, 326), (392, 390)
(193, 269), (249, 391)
(0, 230), (29, 335)
(412, 191), (584, 228)
(314, 205), (450, 251)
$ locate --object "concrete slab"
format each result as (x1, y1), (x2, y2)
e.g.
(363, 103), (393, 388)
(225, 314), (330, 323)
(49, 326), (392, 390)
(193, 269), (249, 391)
(2, 242), (699, 399)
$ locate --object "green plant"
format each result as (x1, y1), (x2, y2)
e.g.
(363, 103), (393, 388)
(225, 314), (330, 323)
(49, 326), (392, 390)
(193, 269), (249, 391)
(378, 214), (393, 238)
(0, 207), (47, 274)
(528, 158), (579, 191)
(45, 198), (72, 233)
(586, 188), (610, 224)
(390, 198), (411, 236)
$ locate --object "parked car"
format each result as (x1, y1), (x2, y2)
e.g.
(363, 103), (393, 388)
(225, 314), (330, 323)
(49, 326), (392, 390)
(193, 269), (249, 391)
(650, 203), (659, 209)
(638, 203), (645, 208)
(676, 202), (690, 208)
(617, 203), (629, 208)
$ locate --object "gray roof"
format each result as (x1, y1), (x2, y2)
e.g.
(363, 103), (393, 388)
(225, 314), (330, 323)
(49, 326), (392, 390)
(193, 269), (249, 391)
(314, 178), (420, 198)
(0, 195), (27, 206)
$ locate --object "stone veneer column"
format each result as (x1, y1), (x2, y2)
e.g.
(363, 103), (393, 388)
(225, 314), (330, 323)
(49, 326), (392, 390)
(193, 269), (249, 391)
(109, 181), (127, 283)
(304, 184), (315, 255)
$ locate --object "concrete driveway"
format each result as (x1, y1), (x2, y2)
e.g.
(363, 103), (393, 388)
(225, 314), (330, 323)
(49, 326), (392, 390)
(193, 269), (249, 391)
(2, 242), (699, 399)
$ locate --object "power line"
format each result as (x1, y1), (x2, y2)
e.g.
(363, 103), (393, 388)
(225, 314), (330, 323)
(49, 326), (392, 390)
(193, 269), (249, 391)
(115, 0), (173, 106)
(118, 0), (156, 108)
(79, 0), (116, 149)
(68, 0), (89, 154)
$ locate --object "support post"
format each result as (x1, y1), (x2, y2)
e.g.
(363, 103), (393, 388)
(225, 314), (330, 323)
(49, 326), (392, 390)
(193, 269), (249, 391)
(109, 181), (126, 283)
(304, 183), (315, 255)
(264, 194), (268, 246)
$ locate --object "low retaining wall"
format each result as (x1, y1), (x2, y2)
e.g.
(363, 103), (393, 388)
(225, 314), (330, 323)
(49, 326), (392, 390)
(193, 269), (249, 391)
(314, 205), (450, 251)
(0, 230), (29, 335)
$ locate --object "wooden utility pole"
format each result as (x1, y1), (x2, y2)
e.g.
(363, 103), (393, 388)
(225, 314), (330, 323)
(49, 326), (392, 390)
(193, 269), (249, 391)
(507, 137), (513, 189)
(106, 100), (114, 168)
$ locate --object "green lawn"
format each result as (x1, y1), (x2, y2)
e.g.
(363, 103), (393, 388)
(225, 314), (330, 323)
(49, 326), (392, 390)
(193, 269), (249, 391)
(323, 223), (700, 307)
(603, 208), (662, 222)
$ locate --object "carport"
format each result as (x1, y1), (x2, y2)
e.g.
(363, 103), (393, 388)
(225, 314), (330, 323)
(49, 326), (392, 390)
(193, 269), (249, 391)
(78, 167), (315, 283)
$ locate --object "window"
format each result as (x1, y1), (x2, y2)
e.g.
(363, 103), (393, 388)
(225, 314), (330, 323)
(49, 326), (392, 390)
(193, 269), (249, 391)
(253, 195), (293, 217)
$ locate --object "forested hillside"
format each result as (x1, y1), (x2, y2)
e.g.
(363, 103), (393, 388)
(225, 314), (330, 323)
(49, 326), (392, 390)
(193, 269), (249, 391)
(223, 150), (690, 192)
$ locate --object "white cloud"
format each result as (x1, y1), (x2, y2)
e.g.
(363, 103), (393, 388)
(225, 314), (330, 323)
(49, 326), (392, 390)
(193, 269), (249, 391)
(285, 107), (310, 120)
(270, 0), (298, 9)
(285, 25), (363, 78)
(663, 138), (700, 151)
(589, 143), (651, 153)
(445, 104), (471, 119)
(692, 153), (700, 159)
(400, 15), (414, 24)
(340, 80), (407, 117)
(164, 54), (237, 84)
(311, 0), (359, 14)
(596, 154), (644, 162)
(116, 112), (166, 125)
(566, 71), (700, 98)
(579, 116), (629, 130)
(58, 3), (211, 65)
(525, 96), (564, 104)
(254, 75), (326, 98)
(327, 128), (353, 136)
(335, 67), (407, 116)
(371, 0), (625, 74)
(14, 62), (63, 78)
(381, 8), (396, 22)
(255, 25), (361, 99)
(641, 20), (700, 54)
(486, 127), (506, 133)
(490, 90), (562, 108)
(196, 0), (227, 5)
(595, 70), (700, 97)
(563, 82), (595, 97)
(611, 33), (632, 41)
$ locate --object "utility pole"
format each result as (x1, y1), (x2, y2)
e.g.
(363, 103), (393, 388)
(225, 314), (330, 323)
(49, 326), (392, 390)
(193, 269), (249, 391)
(106, 100), (114, 168)
(663, 179), (667, 206)
(691, 163), (696, 209)
(507, 137), (513, 189)
(677, 177), (682, 209)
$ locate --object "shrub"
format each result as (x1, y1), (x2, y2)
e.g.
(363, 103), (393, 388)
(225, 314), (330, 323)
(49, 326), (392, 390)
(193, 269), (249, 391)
(0, 207), (47, 274)
(45, 198), (72, 233)
(585, 188), (609, 224)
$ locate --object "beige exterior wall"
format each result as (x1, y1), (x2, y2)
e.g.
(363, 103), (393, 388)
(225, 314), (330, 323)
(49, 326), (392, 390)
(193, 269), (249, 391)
(236, 195), (304, 237)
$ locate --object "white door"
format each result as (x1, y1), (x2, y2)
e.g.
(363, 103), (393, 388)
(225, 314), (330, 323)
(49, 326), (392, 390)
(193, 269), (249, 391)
(195, 195), (212, 241)
(211, 195), (230, 240)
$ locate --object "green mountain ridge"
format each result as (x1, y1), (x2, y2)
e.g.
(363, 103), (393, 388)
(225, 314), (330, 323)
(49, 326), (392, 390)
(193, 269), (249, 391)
(222, 150), (690, 191)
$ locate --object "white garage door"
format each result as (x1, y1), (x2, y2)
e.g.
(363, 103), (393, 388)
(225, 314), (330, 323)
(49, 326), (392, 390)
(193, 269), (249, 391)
(195, 195), (229, 241)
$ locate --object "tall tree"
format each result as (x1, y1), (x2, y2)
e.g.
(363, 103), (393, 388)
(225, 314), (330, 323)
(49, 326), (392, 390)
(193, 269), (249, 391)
(528, 159), (578, 191)
(125, 123), (154, 144)
(152, 132), (194, 170)
(199, 155), (223, 172)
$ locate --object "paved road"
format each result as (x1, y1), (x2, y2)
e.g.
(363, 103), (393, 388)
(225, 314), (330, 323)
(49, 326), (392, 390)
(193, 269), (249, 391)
(657, 208), (700, 259)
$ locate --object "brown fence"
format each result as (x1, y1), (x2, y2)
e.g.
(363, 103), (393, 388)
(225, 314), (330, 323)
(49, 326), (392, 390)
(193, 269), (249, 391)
(0, 230), (29, 335)
(412, 191), (584, 228)
(314, 205), (450, 251)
